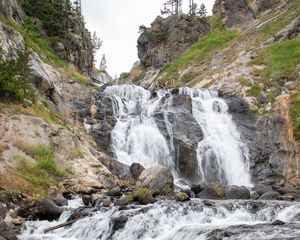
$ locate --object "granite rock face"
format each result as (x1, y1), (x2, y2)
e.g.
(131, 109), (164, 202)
(212, 0), (255, 28)
(137, 14), (211, 68)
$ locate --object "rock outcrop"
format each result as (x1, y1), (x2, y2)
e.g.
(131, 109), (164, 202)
(136, 165), (174, 196)
(137, 14), (211, 68)
(154, 93), (203, 183)
(0, 0), (25, 24)
(212, 0), (255, 28)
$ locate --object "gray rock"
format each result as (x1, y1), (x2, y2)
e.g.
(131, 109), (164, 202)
(137, 14), (211, 68)
(271, 219), (285, 226)
(191, 183), (206, 195)
(225, 185), (250, 199)
(257, 0), (280, 12)
(213, 0), (255, 28)
(0, 204), (6, 220)
(113, 198), (128, 207)
(196, 184), (226, 200)
(259, 191), (281, 200)
(130, 163), (145, 180)
(175, 192), (190, 202)
(23, 99), (32, 107)
(53, 42), (66, 59)
(0, 221), (18, 240)
(0, 0), (25, 24)
(255, 184), (273, 196)
(277, 194), (295, 201)
(106, 186), (122, 197)
(102, 198), (112, 207)
(136, 165), (174, 197)
(250, 191), (260, 200)
(33, 199), (63, 221)
(49, 192), (67, 207)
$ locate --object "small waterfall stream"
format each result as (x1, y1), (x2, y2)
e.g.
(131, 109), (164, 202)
(19, 200), (300, 240)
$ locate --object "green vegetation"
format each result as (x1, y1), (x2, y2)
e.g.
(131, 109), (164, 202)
(247, 83), (261, 97)
(16, 144), (65, 191)
(252, 39), (300, 81)
(160, 29), (239, 86)
(68, 148), (84, 160)
(0, 45), (35, 101)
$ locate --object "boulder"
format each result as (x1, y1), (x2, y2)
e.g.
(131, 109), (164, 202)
(130, 163), (145, 180)
(136, 166), (174, 197)
(32, 199), (63, 221)
(136, 188), (155, 205)
(213, 0), (255, 28)
(191, 183), (206, 195)
(196, 184), (226, 200)
(255, 184), (273, 196)
(175, 192), (190, 202)
(106, 186), (123, 197)
(259, 191), (281, 200)
(225, 186), (250, 199)
(49, 191), (68, 207)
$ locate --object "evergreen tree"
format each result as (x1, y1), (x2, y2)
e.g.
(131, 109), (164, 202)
(161, 0), (182, 16)
(100, 54), (107, 71)
(198, 3), (207, 17)
(91, 32), (102, 57)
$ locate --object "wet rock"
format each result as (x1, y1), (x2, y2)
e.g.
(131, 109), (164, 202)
(137, 189), (155, 205)
(255, 185), (273, 196)
(225, 185), (250, 199)
(49, 191), (68, 207)
(191, 183), (205, 195)
(271, 219), (285, 226)
(111, 160), (132, 179)
(113, 198), (128, 207)
(32, 199), (63, 221)
(67, 210), (90, 221)
(259, 191), (281, 200)
(175, 192), (190, 202)
(0, 221), (17, 240)
(136, 165), (174, 196)
(111, 216), (128, 232)
(196, 184), (225, 200)
(213, 0), (254, 28)
(102, 198), (112, 207)
(130, 163), (145, 180)
(106, 187), (123, 197)
(250, 191), (260, 200)
(277, 194), (295, 201)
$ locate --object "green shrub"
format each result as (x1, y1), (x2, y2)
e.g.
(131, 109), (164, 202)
(246, 83), (261, 97)
(0, 45), (35, 101)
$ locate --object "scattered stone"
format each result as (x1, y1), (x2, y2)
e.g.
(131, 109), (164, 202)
(130, 163), (145, 180)
(102, 198), (112, 207)
(259, 191), (281, 200)
(191, 184), (205, 195)
(175, 192), (190, 202)
(271, 219), (285, 226)
(225, 185), (250, 199)
(106, 186), (123, 197)
(136, 165), (174, 197)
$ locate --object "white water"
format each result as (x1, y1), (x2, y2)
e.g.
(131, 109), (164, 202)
(104, 85), (175, 171)
(105, 85), (251, 186)
(19, 200), (300, 240)
(179, 87), (252, 187)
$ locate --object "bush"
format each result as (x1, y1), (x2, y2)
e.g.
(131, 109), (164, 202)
(0, 45), (35, 101)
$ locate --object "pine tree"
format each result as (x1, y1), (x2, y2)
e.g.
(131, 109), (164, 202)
(100, 54), (107, 71)
(161, 0), (182, 16)
(198, 3), (207, 17)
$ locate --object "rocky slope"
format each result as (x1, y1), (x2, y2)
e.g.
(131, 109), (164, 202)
(121, 0), (300, 186)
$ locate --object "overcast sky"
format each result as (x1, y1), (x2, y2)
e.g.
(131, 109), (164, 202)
(82, 0), (215, 77)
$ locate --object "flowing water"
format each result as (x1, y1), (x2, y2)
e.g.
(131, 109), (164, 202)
(104, 85), (251, 186)
(19, 200), (300, 240)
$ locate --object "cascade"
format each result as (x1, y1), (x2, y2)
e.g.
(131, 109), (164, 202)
(105, 85), (251, 186)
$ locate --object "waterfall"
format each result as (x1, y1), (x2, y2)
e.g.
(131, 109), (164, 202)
(179, 87), (252, 187)
(19, 200), (300, 240)
(104, 85), (251, 186)
(104, 85), (175, 171)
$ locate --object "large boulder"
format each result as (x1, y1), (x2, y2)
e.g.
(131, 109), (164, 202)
(225, 185), (250, 199)
(259, 191), (281, 200)
(213, 0), (255, 28)
(130, 163), (145, 180)
(136, 165), (174, 196)
(196, 184), (226, 200)
(137, 14), (211, 68)
(32, 199), (63, 221)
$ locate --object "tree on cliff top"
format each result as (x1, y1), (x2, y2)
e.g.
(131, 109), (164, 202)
(161, 0), (183, 16)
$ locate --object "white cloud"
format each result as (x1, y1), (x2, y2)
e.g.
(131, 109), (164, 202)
(82, 0), (215, 77)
